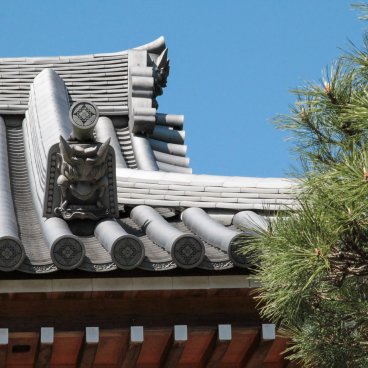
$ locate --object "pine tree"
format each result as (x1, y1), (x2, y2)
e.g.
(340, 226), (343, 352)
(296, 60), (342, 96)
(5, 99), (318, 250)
(243, 5), (368, 367)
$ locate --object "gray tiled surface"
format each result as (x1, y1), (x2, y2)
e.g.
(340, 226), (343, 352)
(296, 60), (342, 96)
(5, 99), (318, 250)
(0, 53), (128, 115)
(116, 168), (298, 211)
(24, 69), (72, 210)
(171, 220), (231, 270)
(115, 126), (138, 169)
(0, 118), (20, 242)
(0, 36), (167, 115)
(119, 217), (174, 271)
(79, 236), (116, 272)
(7, 126), (54, 273)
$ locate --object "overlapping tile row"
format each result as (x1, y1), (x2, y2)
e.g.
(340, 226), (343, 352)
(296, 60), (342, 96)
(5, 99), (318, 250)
(127, 42), (191, 173)
(148, 113), (191, 174)
(7, 123), (57, 273)
(0, 326), (294, 368)
(116, 168), (298, 211)
(0, 117), (25, 271)
(0, 48), (129, 115)
(114, 125), (138, 168)
(0, 36), (171, 116)
(74, 204), (271, 272)
(128, 48), (159, 171)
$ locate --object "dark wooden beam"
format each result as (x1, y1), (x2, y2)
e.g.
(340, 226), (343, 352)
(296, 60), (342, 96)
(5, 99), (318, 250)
(120, 342), (141, 368)
(49, 331), (83, 367)
(0, 331), (8, 368)
(35, 344), (52, 368)
(163, 341), (185, 368)
(93, 330), (128, 368)
(79, 343), (98, 368)
(6, 332), (39, 368)
(262, 336), (289, 368)
(177, 328), (217, 368)
(220, 328), (260, 368)
(0, 345), (7, 368)
(245, 340), (274, 368)
(135, 329), (172, 368)
(206, 340), (230, 367)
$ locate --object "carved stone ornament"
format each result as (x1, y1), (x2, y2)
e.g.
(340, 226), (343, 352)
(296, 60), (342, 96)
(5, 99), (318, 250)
(55, 136), (112, 220)
(112, 237), (145, 270)
(52, 237), (84, 269)
(172, 236), (204, 268)
(0, 238), (24, 271)
(152, 48), (170, 98)
(44, 101), (118, 221)
(69, 101), (99, 141)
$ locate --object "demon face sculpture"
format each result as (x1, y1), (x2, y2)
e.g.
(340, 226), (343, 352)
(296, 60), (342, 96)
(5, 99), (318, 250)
(45, 101), (118, 221)
(152, 48), (170, 99)
(55, 136), (111, 220)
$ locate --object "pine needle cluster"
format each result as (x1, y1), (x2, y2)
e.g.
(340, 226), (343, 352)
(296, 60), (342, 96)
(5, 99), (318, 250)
(242, 6), (368, 368)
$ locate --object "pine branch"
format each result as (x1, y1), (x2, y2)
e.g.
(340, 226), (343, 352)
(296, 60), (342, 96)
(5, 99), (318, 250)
(241, 9), (368, 366)
(352, 3), (368, 20)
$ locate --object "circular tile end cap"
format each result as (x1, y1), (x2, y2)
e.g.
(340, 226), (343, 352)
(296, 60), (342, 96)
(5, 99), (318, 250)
(51, 236), (85, 270)
(0, 237), (25, 271)
(69, 101), (99, 130)
(111, 235), (145, 270)
(228, 234), (252, 268)
(172, 235), (205, 269)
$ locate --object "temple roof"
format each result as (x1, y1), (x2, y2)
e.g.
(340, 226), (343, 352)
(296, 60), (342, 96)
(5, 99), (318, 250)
(0, 38), (298, 275)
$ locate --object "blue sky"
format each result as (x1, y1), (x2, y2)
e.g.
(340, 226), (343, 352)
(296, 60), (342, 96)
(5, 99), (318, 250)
(0, 1), (365, 177)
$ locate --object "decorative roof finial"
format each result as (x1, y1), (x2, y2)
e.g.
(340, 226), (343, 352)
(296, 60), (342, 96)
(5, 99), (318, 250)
(51, 100), (118, 221)
(69, 101), (99, 142)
